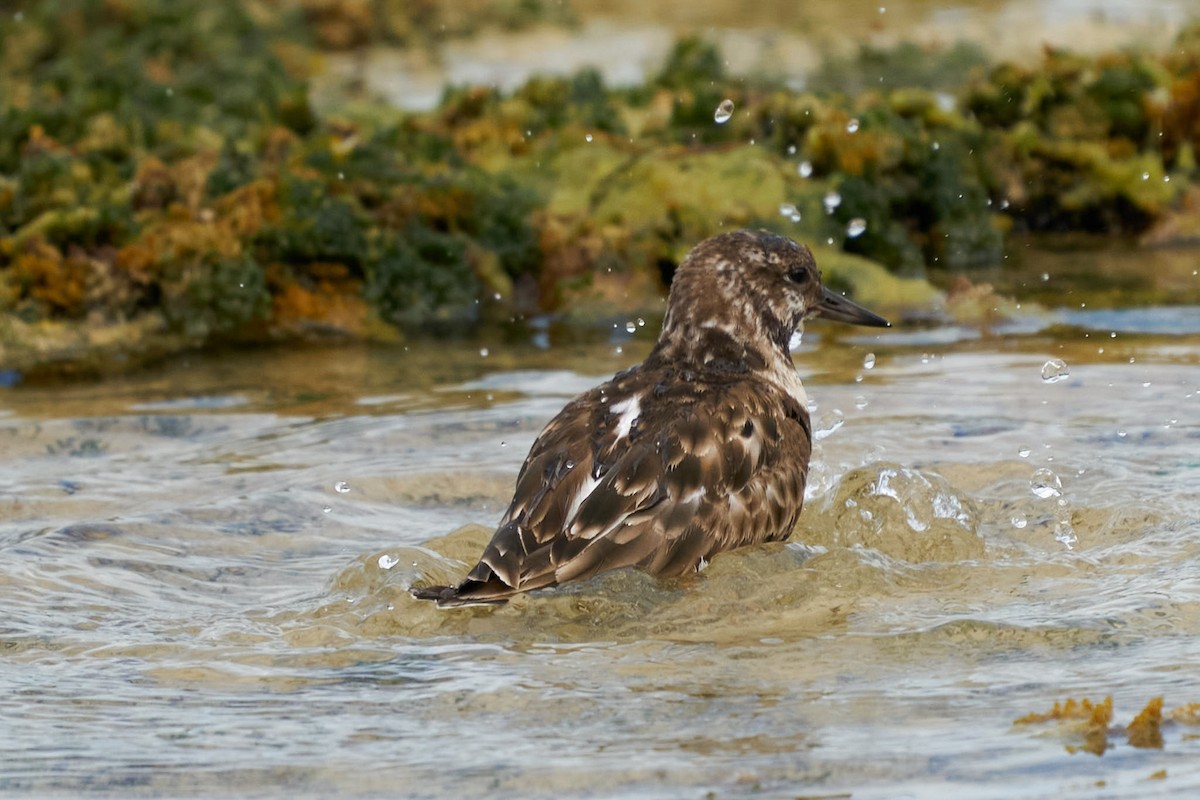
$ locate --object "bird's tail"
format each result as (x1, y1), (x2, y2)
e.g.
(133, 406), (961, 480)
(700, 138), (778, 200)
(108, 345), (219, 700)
(409, 581), (512, 608)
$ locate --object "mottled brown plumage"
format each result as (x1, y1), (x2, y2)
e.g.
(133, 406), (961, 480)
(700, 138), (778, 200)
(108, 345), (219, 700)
(412, 229), (888, 607)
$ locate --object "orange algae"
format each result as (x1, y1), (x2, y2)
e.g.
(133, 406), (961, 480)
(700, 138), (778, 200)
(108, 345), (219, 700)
(1014, 696), (1113, 725)
(1168, 702), (1200, 725)
(1126, 697), (1164, 749)
(1015, 696), (1113, 756)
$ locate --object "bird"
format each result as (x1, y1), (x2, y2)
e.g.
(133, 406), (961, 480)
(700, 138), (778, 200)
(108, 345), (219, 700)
(411, 229), (889, 607)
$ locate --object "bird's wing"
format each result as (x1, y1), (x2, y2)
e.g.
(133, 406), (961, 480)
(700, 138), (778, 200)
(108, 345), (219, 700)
(457, 375), (811, 599)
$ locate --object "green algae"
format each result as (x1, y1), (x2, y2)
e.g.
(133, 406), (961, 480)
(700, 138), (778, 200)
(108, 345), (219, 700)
(2, 3), (1199, 375)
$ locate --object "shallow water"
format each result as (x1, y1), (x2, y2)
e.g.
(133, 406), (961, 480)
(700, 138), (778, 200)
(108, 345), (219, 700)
(3, 252), (1200, 797)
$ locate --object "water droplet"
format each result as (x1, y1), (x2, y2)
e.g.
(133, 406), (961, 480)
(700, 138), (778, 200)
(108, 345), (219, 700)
(1011, 514), (1027, 529)
(814, 409), (845, 441)
(787, 145), (797, 155)
(1054, 518), (1077, 549)
(1141, 171), (1150, 180)
(637, 318), (646, 327)
(846, 118), (860, 133)
(614, 346), (623, 355)
(1018, 446), (1031, 458)
(823, 191), (842, 213)
(1041, 358), (1070, 383)
(625, 321), (637, 333)
(585, 133), (593, 143)
(846, 218), (867, 238)
(863, 353), (876, 369)
(337, 171), (345, 180)
(322, 505), (332, 513)
(797, 161), (813, 178)
(334, 481), (350, 494)
(714, 99), (735, 124)
(1142, 381), (1152, 388)
(931, 141), (940, 151)
(854, 395), (868, 410)
(1117, 429), (1127, 438)
(480, 347), (489, 357)
(1030, 468), (1062, 499)
(1040, 272), (1050, 282)
(779, 203), (802, 223)
(378, 554), (399, 570)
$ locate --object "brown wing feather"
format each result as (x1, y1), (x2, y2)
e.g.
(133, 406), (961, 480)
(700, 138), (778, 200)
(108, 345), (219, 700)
(414, 368), (812, 607)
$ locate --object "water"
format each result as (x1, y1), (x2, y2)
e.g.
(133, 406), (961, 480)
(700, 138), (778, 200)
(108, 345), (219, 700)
(714, 99), (734, 124)
(3, 293), (1200, 797)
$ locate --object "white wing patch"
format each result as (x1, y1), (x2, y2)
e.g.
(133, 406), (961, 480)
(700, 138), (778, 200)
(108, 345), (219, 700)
(609, 393), (642, 441)
(563, 474), (601, 527)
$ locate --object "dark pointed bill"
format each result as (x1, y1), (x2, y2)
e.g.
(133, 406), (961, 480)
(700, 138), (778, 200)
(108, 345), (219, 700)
(814, 287), (890, 327)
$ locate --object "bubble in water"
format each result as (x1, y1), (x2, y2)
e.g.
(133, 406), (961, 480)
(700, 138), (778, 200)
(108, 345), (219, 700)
(823, 191), (842, 213)
(846, 218), (867, 238)
(814, 409), (845, 441)
(1018, 446), (1031, 458)
(378, 554), (399, 570)
(625, 321), (637, 333)
(863, 352), (876, 369)
(480, 347), (489, 357)
(1011, 514), (1027, 529)
(846, 118), (860, 133)
(1030, 468), (1062, 499)
(854, 395), (868, 410)
(1040, 358), (1070, 383)
(779, 203), (802, 222)
(334, 481), (351, 494)
(797, 161), (813, 178)
(714, 99), (735, 124)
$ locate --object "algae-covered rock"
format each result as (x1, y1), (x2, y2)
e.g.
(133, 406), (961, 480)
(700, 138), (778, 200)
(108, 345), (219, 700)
(3, 3), (1199, 376)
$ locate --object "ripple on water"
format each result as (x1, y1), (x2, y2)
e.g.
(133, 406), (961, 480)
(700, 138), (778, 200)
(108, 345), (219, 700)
(802, 462), (984, 562)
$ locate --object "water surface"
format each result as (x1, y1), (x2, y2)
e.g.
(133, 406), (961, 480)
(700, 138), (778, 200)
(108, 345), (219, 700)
(2, 251), (1200, 798)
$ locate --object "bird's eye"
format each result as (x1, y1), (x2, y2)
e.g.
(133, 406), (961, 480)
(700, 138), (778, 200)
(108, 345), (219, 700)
(786, 266), (810, 284)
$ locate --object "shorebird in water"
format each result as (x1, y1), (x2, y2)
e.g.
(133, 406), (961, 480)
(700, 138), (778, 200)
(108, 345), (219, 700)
(412, 229), (889, 607)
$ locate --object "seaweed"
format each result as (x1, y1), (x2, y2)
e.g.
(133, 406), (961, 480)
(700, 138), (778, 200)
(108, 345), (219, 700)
(3, 1), (1200, 374)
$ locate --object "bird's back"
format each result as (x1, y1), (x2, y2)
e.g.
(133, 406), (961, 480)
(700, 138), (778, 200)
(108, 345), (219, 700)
(413, 354), (812, 606)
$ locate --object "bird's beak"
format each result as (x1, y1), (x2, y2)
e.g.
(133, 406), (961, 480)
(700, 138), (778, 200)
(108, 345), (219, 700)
(814, 287), (891, 327)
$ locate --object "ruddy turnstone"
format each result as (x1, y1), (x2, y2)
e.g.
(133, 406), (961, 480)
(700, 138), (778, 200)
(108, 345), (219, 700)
(412, 229), (889, 607)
